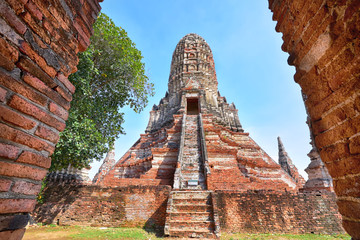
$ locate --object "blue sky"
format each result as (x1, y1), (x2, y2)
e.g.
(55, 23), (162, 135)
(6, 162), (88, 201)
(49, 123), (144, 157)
(89, 0), (311, 180)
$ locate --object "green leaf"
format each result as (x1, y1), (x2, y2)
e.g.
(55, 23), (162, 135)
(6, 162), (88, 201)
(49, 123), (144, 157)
(51, 13), (154, 171)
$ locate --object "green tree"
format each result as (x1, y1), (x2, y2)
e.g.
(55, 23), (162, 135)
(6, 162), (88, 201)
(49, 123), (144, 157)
(51, 13), (154, 170)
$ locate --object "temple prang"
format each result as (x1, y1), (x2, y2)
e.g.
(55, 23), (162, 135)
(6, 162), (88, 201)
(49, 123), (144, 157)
(94, 34), (303, 194)
(277, 136), (306, 189)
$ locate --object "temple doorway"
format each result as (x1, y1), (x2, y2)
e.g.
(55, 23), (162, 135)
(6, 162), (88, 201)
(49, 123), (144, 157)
(186, 98), (199, 115)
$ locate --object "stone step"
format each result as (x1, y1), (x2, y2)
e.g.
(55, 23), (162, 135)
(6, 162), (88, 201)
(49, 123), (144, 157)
(168, 228), (215, 238)
(182, 149), (200, 153)
(169, 212), (213, 221)
(169, 220), (215, 230)
(172, 204), (212, 212)
(173, 198), (211, 205)
(172, 191), (211, 199)
(182, 157), (201, 161)
(181, 173), (204, 179)
(181, 167), (201, 172)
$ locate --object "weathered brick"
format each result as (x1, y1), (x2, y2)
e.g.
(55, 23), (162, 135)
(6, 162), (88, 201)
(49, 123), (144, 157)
(325, 155), (360, 178)
(16, 151), (51, 169)
(16, 56), (56, 89)
(9, 95), (66, 131)
(312, 107), (347, 135)
(35, 125), (59, 143)
(25, 0), (42, 21)
(0, 52), (16, 71)
(342, 220), (360, 240)
(0, 161), (47, 181)
(0, 122), (52, 153)
(19, 41), (57, 78)
(0, 214), (30, 232)
(53, 85), (72, 102)
(0, 142), (20, 160)
(49, 101), (68, 120)
(0, 70), (47, 106)
(315, 115), (360, 149)
(349, 135), (360, 154)
(337, 199), (360, 220)
(0, 37), (18, 63)
(0, 86), (6, 102)
(57, 73), (75, 94)
(31, 0), (58, 29)
(334, 174), (360, 198)
(74, 22), (90, 52)
(0, 17), (23, 47)
(0, 0), (103, 236)
(48, 4), (71, 32)
(0, 178), (12, 192)
(33, 33), (47, 49)
(320, 141), (350, 164)
(5, 0), (27, 15)
(0, 199), (36, 214)
(0, 1), (27, 35)
(0, 228), (25, 240)
(42, 18), (58, 42)
(11, 180), (41, 195)
(21, 11), (50, 44)
(0, 105), (37, 130)
(23, 73), (71, 110)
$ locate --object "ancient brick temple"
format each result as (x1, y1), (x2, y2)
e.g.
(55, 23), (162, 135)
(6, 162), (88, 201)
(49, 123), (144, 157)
(89, 33), (322, 238)
(94, 33), (304, 191)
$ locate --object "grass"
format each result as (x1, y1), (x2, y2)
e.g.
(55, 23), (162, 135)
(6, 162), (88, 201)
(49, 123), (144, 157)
(221, 232), (351, 240)
(23, 225), (162, 240)
(23, 225), (351, 240)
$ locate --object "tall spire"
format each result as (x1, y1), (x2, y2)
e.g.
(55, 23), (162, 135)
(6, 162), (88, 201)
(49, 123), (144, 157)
(145, 33), (243, 133)
(277, 137), (305, 188)
(278, 136), (291, 165)
(302, 115), (334, 192)
(93, 148), (116, 184)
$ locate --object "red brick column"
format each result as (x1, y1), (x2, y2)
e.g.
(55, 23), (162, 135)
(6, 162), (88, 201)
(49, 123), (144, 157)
(269, 0), (360, 239)
(0, 0), (101, 239)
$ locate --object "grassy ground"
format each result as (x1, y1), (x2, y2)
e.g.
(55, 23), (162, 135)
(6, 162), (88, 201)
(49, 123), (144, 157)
(220, 232), (350, 240)
(23, 225), (351, 240)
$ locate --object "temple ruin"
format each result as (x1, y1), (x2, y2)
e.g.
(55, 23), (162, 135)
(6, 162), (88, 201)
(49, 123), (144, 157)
(34, 33), (344, 238)
(94, 34), (305, 194)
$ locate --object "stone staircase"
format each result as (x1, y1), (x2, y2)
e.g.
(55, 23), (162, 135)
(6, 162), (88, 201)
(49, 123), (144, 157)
(180, 115), (206, 189)
(164, 191), (219, 238)
(165, 114), (220, 238)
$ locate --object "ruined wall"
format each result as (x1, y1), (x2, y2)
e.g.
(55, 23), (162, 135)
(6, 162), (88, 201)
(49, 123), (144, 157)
(97, 114), (182, 188)
(33, 184), (171, 234)
(269, 1), (360, 238)
(216, 190), (344, 234)
(0, 0), (101, 239)
(34, 185), (344, 236)
(203, 115), (299, 191)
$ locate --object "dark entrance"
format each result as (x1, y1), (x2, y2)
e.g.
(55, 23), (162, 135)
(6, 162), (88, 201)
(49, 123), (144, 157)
(186, 98), (199, 115)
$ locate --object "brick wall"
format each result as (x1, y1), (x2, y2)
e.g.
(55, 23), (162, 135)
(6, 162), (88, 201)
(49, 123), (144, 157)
(33, 183), (171, 234)
(0, 0), (101, 239)
(34, 185), (344, 236)
(216, 190), (344, 234)
(269, 1), (360, 238)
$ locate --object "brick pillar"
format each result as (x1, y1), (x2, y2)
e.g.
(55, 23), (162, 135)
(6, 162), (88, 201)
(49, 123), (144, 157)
(0, 0), (101, 239)
(269, 0), (360, 239)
